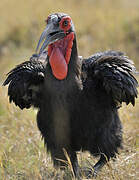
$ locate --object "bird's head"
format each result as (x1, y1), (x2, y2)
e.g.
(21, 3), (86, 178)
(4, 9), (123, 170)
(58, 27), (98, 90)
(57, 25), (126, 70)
(36, 13), (76, 80)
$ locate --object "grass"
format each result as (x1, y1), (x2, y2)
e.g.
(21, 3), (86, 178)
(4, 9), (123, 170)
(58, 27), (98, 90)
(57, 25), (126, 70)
(0, 0), (139, 68)
(0, 0), (139, 179)
(0, 87), (139, 179)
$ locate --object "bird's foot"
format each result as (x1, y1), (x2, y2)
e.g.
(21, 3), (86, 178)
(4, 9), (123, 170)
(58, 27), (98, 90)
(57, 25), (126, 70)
(80, 167), (94, 179)
(80, 166), (103, 179)
(92, 168), (99, 178)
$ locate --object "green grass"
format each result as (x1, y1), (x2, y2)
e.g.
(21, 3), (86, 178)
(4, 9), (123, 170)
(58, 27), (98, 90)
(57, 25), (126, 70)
(0, 0), (139, 179)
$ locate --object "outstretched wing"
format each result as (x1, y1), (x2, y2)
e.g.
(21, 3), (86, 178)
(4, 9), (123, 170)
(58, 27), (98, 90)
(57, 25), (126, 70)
(3, 52), (47, 109)
(82, 50), (138, 107)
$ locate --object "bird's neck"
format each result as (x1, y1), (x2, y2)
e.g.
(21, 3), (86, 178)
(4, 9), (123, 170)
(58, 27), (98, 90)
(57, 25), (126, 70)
(47, 33), (81, 81)
(68, 35), (81, 79)
(45, 35), (82, 94)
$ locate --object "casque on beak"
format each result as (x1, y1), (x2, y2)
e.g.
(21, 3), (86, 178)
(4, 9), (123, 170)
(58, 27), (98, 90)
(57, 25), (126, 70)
(36, 23), (66, 55)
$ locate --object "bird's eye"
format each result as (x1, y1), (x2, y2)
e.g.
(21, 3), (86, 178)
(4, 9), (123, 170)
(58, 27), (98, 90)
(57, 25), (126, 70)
(63, 20), (68, 27)
(59, 16), (71, 32)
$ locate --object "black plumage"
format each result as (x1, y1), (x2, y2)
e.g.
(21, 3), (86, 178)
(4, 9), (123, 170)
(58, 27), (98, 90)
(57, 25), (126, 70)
(3, 13), (138, 178)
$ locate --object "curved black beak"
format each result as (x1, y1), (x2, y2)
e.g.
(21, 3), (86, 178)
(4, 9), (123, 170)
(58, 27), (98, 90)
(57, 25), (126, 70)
(36, 24), (66, 55)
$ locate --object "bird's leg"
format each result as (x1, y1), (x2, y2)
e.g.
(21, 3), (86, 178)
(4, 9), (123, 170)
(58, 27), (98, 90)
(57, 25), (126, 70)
(51, 149), (80, 178)
(93, 154), (109, 177)
(69, 151), (81, 179)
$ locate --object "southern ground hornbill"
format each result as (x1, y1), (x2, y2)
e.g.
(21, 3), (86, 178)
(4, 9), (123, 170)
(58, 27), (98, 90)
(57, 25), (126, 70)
(3, 13), (138, 178)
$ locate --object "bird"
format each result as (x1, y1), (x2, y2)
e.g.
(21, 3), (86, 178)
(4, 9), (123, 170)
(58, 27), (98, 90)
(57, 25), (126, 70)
(3, 13), (138, 178)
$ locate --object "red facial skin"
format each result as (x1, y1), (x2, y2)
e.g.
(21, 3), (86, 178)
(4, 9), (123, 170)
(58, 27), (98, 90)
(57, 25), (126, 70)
(59, 16), (72, 33)
(48, 16), (74, 80)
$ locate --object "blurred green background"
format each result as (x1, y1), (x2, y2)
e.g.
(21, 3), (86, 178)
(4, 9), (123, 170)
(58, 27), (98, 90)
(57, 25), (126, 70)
(0, 0), (139, 179)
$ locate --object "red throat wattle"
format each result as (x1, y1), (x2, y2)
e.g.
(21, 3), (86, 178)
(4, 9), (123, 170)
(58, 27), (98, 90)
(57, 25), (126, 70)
(48, 32), (74, 80)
